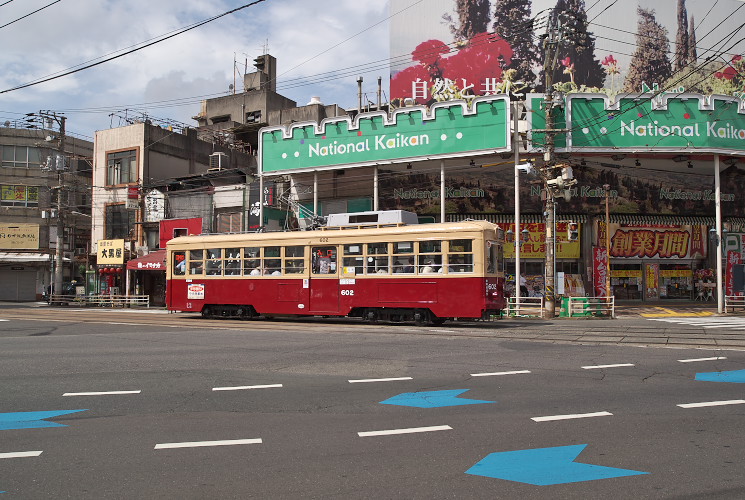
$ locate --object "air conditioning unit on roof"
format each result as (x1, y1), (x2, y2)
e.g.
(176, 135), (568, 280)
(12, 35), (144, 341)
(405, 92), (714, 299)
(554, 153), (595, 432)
(209, 152), (228, 171)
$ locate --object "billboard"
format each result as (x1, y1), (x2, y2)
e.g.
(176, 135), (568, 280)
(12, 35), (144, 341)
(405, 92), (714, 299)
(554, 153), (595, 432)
(0, 223), (39, 250)
(390, 0), (745, 105)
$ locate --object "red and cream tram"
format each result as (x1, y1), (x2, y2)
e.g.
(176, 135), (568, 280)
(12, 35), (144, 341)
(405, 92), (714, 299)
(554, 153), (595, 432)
(166, 219), (506, 324)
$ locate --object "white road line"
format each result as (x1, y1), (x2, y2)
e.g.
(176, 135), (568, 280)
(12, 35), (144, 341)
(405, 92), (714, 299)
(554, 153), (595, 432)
(581, 363), (635, 369)
(677, 356), (727, 363)
(212, 384), (283, 391)
(470, 370), (532, 377)
(358, 425), (452, 437)
(677, 400), (745, 409)
(154, 438), (262, 449)
(63, 390), (141, 396)
(0, 451), (43, 459)
(0, 319), (9, 322)
(348, 377), (413, 384)
(531, 411), (613, 422)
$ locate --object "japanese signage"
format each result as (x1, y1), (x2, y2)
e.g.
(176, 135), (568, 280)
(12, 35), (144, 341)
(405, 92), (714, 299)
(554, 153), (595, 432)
(497, 223), (580, 259)
(727, 251), (741, 296)
(187, 283), (205, 300)
(98, 239), (125, 264)
(0, 223), (39, 249)
(1, 185), (39, 204)
(646, 263), (660, 299)
(144, 189), (166, 222)
(259, 96), (510, 174)
(593, 247), (608, 297)
(598, 224), (707, 260)
(567, 94), (745, 153)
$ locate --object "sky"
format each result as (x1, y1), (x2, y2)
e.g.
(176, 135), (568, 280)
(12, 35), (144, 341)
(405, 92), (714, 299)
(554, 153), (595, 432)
(0, 0), (391, 141)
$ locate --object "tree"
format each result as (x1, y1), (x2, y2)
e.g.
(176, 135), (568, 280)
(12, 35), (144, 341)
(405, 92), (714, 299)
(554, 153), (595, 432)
(688, 16), (697, 63)
(624, 8), (672, 92)
(540, 0), (605, 89)
(674, 0), (689, 71)
(493, 0), (540, 88)
(444, 0), (491, 42)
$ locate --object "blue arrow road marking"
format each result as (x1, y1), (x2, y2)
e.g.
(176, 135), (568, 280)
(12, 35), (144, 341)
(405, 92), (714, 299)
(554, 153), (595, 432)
(0, 410), (87, 431)
(695, 369), (745, 383)
(380, 389), (494, 408)
(466, 444), (648, 485)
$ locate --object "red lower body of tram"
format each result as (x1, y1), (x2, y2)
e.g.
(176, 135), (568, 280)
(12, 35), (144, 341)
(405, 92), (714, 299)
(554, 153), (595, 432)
(167, 275), (505, 324)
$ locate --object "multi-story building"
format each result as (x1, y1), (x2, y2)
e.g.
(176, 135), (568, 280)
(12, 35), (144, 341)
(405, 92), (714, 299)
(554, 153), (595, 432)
(0, 125), (92, 300)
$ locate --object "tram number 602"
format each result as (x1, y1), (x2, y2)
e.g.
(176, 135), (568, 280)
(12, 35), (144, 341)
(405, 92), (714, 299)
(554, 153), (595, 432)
(341, 289), (355, 296)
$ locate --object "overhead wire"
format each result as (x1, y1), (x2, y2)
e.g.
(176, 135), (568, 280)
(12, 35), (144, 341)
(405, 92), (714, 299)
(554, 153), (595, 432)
(0, 0), (60, 30)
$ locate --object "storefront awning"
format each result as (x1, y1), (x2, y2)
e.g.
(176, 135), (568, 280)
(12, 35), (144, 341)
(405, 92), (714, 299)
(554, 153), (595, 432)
(0, 251), (63, 263)
(126, 249), (166, 271)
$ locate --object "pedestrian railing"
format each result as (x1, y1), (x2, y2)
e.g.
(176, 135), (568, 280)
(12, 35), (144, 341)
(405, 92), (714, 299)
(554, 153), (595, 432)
(48, 294), (150, 308)
(724, 295), (745, 313)
(562, 296), (615, 318)
(506, 296), (545, 317)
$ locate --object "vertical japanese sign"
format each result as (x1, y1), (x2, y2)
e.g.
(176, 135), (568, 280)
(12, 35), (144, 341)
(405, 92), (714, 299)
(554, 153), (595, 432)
(593, 246), (608, 297)
(726, 251), (741, 296)
(645, 263), (660, 299)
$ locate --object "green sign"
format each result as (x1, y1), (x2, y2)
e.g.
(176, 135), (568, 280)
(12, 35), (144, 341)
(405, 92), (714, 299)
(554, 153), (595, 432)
(568, 94), (745, 152)
(259, 96), (510, 175)
(526, 94), (567, 150)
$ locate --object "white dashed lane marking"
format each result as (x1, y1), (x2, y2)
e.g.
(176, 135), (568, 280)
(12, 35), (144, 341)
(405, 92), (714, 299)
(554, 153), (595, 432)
(582, 363), (635, 370)
(678, 400), (745, 409)
(154, 438), (262, 450)
(677, 356), (727, 363)
(348, 377), (413, 383)
(531, 411), (613, 422)
(358, 425), (452, 437)
(212, 384), (283, 391)
(63, 390), (141, 396)
(470, 370), (531, 377)
(0, 451), (43, 459)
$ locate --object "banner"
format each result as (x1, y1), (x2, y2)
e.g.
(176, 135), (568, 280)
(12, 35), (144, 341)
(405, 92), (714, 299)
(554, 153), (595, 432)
(593, 246), (608, 297)
(645, 263), (660, 299)
(498, 222), (580, 259)
(726, 251), (741, 296)
(597, 223), (707, 259)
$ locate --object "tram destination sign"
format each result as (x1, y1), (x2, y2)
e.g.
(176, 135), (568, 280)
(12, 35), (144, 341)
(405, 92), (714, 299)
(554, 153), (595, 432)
(259, 96), (510, 175)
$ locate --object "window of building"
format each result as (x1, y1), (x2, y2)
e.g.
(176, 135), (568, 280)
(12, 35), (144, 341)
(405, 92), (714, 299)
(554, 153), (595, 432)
(211, 115), (231, 124)
(106, 149), (137, 185)
(1, 185), (39, 207)
(105, 204), (136, 239)
(217, 212), (242, 233)
(1, 145), (42, 168)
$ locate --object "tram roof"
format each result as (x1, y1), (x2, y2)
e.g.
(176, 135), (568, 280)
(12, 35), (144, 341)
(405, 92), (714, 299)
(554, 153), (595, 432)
(167, 220), (499, 247)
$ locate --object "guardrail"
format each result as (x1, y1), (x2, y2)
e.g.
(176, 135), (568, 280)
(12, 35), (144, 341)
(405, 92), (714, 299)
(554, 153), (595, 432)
(48, 294), (150, 308)
(562, 296), (615, 318)
(506, 296), (545, 317)
(725, 295), (745, 313)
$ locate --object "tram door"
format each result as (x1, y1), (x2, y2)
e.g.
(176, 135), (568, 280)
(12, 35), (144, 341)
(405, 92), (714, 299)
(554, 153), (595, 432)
(309, 246), (340, 313)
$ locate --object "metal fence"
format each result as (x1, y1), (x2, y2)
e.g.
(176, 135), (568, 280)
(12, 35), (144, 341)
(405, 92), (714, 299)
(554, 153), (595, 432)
(48, 294), (150, 308)
(561, 296), (615, 318)
(724, 295), (745, 313)
(505, 297), (545, 317)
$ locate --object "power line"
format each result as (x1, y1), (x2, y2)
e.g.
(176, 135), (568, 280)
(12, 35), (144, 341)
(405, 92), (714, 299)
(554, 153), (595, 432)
(0, 0), (271, 94)
(0, 0), (62, 30)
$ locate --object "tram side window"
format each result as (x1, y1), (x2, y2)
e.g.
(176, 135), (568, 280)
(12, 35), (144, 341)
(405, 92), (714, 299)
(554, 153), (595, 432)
(418, 240), (442, 273)
(243, 247), (262, 275)
(486, 241), (500, 274)
(447, 239), (474, 273)
(225, 247), (241, 276)
(173, 252), (186, 275)
(189, 249), (204, 275)
(343, 244), (364, 275)
(392, 241), (415, 273)
(265, 246), (281, 275)
(366, 242), (389, 274)
(206, 248), (222, 276)
(312, 246), (337, 275)
(284, 245), (305, 274)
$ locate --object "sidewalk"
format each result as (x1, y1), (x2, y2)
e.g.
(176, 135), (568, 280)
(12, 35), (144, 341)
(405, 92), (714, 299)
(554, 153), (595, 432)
(614, 300), (721, 318)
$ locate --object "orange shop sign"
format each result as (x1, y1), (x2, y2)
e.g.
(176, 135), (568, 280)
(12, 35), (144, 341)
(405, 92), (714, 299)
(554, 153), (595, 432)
(598, 224), (707, 260)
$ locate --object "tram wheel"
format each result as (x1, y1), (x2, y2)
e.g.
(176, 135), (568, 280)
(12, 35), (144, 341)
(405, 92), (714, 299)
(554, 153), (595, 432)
(366, 309), (378, 323)
(431, 316), (447, 326)
(414, 310), (427, 326)
(201, 306), (212, 318)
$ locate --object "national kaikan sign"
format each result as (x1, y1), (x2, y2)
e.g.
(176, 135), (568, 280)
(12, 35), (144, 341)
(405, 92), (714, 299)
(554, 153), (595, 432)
(259, 96), (510, 175)
(528, 93), (745, 153)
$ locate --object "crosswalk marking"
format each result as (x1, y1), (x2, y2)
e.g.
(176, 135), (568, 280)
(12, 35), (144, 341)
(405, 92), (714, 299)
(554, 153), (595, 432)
(648, 317), (745, 330)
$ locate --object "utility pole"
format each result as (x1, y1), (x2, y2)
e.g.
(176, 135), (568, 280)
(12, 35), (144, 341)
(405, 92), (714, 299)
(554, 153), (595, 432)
(538, 13), (564, 319)
(28, 111), (67, 296)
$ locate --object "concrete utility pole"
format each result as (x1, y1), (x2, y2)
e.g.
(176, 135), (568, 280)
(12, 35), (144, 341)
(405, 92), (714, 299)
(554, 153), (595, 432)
(28, 111), (67, 296)
(538, 14), (564, 319)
